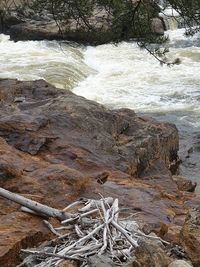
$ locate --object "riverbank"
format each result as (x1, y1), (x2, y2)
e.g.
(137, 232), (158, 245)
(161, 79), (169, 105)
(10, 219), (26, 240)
(0, 79), (199, 267)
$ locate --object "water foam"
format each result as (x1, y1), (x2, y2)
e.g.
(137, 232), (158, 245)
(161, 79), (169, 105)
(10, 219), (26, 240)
(0, 35), (92, 89)
(73, 30), (200, 116)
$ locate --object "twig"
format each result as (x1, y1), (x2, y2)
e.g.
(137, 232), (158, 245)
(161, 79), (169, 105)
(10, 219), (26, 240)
(61, 209), (99, 224)
(58, 222), (105, 256)
(21, 249), (80, 261)
(43, 220), (63, 237)
(111, 221), (138, 248)
(79, 197), (113, 212)
(62, 200), (83, 212)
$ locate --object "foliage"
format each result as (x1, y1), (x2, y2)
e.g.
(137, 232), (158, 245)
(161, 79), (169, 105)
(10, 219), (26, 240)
(168, 0), (200, 35)
(1, 0), (200, 64)
(25, 0), (162, 43)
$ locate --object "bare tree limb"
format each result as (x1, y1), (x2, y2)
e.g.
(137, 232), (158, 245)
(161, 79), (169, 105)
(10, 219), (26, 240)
(0, 187), (68, 221)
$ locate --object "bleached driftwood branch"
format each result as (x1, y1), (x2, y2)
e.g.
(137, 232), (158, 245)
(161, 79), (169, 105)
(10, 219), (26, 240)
(18, 197), (141, 266)
(0, 187), (68, 221)
(0, 187), (170, 267)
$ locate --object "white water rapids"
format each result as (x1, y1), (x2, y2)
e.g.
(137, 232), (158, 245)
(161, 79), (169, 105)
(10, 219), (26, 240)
(0, 34), (93, 90)
(0, 29), (200, 191)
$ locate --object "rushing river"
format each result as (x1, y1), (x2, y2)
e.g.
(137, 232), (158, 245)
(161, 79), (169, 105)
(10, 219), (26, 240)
(0, 29), (200, 192)
(0, 34), (92, 90)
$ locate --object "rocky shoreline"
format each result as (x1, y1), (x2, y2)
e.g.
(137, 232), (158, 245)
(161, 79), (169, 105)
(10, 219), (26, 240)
(0, 79), (199, 267)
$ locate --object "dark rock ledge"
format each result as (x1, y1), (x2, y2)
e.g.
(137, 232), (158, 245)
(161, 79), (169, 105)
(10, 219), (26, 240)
(0, 79), (199, 267)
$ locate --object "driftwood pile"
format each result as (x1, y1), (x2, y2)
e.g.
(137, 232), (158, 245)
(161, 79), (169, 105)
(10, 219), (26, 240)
(0, 187), (169, 267)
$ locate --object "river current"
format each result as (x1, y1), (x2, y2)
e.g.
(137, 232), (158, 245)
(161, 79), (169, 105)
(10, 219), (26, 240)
(0, 29), (200, 192)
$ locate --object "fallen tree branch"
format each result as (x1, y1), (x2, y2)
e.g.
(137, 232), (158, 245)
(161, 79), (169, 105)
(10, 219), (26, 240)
(0, 187), (68, 221)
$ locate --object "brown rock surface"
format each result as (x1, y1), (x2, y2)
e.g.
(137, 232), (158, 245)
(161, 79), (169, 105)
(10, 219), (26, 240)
(0, 79), (199, 266)
(132, 239), (171, 267)
(163, 225), (182, 244)
(172, 176), (197, 193)
(180, 209), (200, 267)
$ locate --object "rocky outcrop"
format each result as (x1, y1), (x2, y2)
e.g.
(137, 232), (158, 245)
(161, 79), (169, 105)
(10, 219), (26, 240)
(0, 79), (199, 266)
(180, 209), (200, 267)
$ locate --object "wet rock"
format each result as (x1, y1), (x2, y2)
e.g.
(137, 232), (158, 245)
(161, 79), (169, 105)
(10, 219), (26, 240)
(0, 79), (179, 179)
(4, 14), (24, 28)
(0, 79), (199, 266)
(168, 260), (193, 267)
(180, 209), (200, 267)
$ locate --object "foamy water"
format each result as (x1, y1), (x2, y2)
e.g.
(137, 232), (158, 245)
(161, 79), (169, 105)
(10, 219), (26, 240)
(74, 29), (200, 118)
(0, 34), (92, 89)
(0, 30), (200, 190)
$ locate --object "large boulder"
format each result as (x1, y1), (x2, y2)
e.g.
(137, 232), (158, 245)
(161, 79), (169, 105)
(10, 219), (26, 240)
(0, 79), (199, 266)
(151, 17), (165, 35)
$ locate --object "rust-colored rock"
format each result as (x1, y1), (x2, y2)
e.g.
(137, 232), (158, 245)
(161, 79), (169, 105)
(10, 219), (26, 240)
(0, 210), (50, 267)
(0, 79), (199, 266)
(180, 209), (200, 267)
(163, 225), (182, 244)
